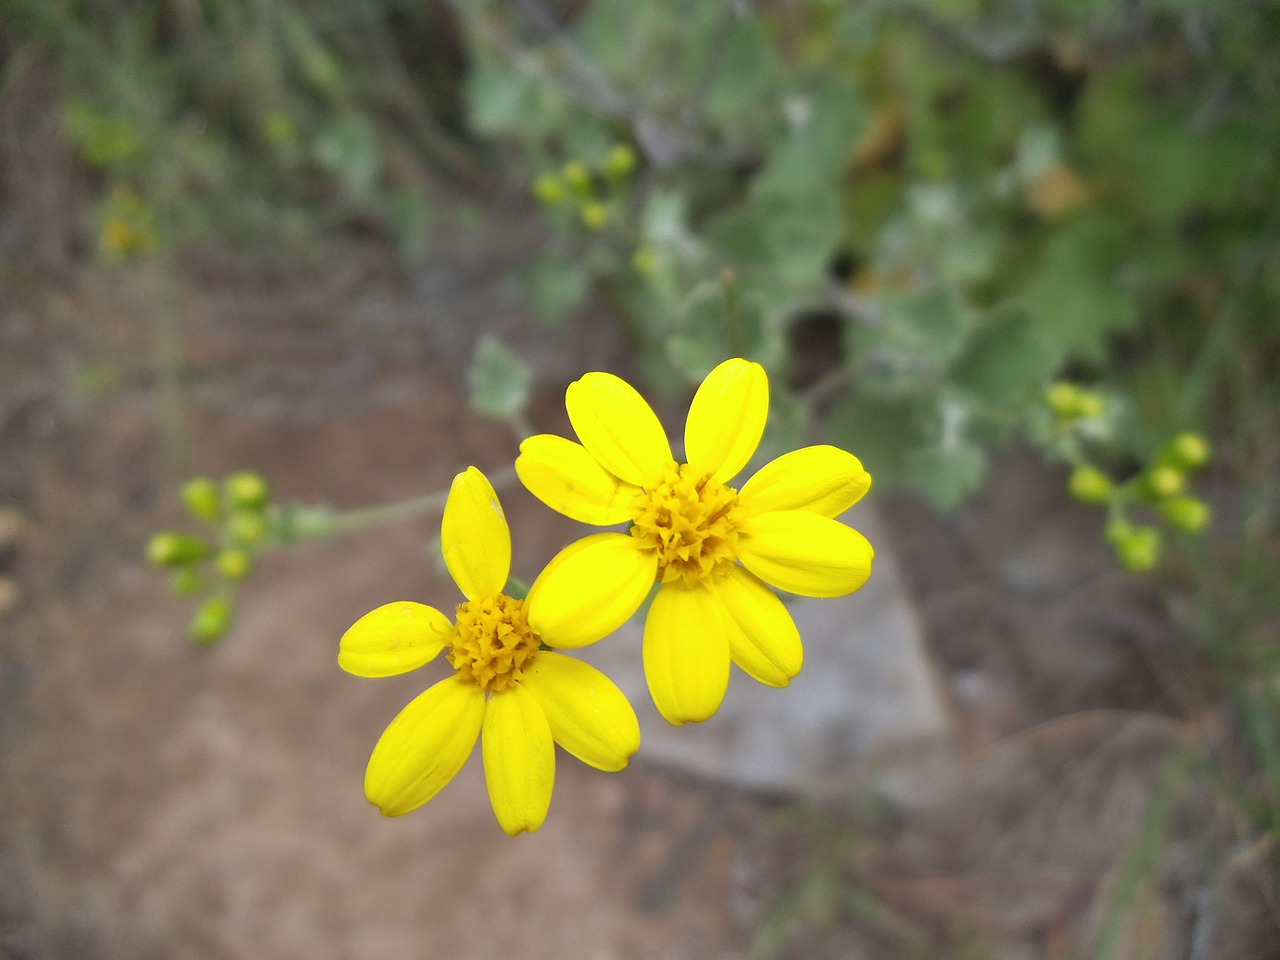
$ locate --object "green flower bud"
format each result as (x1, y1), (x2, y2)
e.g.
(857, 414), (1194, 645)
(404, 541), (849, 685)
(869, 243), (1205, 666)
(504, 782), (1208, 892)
(1160, 495), (1211, 533)
(1074, 390), (1105, 419)
(216, 548), (253, 581)
(532, 173), (566, 206)
(189, 595), (232, 645)
(581, 201), (608, 230)
(147, 532), (210, 567)
(632, 246), (658, 276)
(1046, 382), (1080, 418)
(1164, 432), (1211, 471)
(603, 144), (637, 180)
(181, 477), (222, 523)
(1144, 465), (1185, 500)
(170, 568), (205, 596)
(228, 510), (268, 545)
(1068, 465), (1113, 504)
(1116, 526), (1160, 573)
(225, 471), (270, 510)
(562, 161), (592, 194)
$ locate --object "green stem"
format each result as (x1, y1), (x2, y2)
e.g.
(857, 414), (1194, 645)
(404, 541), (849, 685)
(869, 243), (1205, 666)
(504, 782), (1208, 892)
(324, 464), (519, 537)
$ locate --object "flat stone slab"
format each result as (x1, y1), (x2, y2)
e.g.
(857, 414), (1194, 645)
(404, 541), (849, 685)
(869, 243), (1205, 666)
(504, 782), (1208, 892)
(580, 502), (952, 797)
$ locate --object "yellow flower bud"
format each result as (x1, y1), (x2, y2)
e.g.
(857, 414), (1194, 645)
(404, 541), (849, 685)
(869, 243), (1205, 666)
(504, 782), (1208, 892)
(1068, 465), (1113, 504)
(1074, 390), (1105, 419)
(1144, 465), (1185, 500)
(1116, 526), (1160, 573)
(1164, 432), (1211, 471)
(216, 548), (253, 581)
(532, 173), (566, 206)
(581, 201), (609, 230)
(562, 161), (592, 194)
(181, 477), (222, 523)
(225, 471), (270, 509)
(603, 144), (637, 180)
(632, 246), (658, 276)
(1046, 382), (1080, 418)
(228, 511), (268, 545)
(1160, 496), (1211, 533)
(146, 532), (210, 567)
(190, 596), (232, 644)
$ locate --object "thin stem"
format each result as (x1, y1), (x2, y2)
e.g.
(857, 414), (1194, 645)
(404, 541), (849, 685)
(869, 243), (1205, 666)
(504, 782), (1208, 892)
(326, 464), (518, 535)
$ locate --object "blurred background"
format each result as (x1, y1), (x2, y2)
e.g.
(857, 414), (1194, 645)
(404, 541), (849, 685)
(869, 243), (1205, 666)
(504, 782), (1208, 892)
(1, 0), (1278, 957)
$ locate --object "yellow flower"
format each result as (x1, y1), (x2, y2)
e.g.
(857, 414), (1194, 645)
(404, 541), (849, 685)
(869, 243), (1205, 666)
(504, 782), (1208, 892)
(339, 467), (641, 835)
(516, 358), (875, 726)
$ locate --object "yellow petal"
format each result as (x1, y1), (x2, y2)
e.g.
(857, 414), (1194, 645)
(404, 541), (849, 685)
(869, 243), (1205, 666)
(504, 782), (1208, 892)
(737, 445), (872, 519)
(712, 567), (803, 687)
(527, 533), (658, 648)
(516, 434), (637, 525)
(338, 601), (452, 678)
(566, 372), (672, 487)
(643, 583), (731, 725)
(482, 684), (555, 836)
(684, 358), (768, 482)
(364, 675), (484, 817)
(521, 651), (640, 771)
(737, 511), (874, 598)
(441, 466), (511, 600)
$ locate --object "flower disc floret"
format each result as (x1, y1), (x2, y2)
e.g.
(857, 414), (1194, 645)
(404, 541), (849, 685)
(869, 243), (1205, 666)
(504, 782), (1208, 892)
(630, 461), (741, 586)
(447, 593), (540, 693)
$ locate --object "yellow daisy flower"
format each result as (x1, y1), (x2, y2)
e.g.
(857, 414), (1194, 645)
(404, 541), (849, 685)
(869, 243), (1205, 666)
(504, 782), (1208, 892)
(517, 358), (875, 726)
(339, 467), (641, 835)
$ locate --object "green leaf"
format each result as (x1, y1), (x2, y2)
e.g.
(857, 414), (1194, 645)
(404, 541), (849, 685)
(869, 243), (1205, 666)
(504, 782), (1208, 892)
(703, 15), (781, 128)
(385, 183), (430, 259)
(666, 279), (777, 381)
(851, 285), (971, 398)
(902, 438), (987, 511)
(314, 116), (380, 198)
(1078, 67), (1262, 223)
(465, 55), (565, 139)
(824, 392), (920, 489)
(468, 336), (533, 421)
(753, 75), (866, 201)
(520, 255), (590, 325)
(1020, 212), (1139, 363)
(949, 307), (1058, 408)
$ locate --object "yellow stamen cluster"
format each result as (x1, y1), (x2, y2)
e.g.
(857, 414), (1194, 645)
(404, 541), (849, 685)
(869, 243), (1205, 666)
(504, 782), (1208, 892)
(630, 461), (741, 587)
(447, 594), (540, 693)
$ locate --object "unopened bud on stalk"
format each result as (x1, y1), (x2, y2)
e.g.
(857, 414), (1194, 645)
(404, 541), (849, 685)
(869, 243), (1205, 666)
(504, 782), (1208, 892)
(225, 471), (270, 510)
(190, 595), (232, 644)
(1068, 465), (1113, 504)
(147, 532), (210, 567)
(1161, 496), (1211, 532)
(181, 477), (221, 522)
(216, 548), (253, 581)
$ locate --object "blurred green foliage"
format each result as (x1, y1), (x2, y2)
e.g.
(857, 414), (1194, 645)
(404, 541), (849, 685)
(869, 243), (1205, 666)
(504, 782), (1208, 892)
(459, 0), (1278, 517)
(4, 0), (471, 258)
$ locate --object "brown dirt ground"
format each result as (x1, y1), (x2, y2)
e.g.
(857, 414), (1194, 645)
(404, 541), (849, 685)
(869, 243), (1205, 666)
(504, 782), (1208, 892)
(1, 222), (1277, 959)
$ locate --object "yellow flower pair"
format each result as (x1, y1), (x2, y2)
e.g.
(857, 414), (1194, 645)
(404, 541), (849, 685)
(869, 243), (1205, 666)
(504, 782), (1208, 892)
(339, 358), (875, 834)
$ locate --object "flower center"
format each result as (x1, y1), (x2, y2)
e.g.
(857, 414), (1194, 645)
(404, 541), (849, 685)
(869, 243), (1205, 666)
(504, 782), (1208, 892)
(629, 461), (741, 587)
(446, 593), (540, 694)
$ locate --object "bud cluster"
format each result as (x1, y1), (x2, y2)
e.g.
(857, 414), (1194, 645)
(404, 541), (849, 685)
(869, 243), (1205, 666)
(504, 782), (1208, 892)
(145, 471), (273, 644)
(1045, 383), (1213, 573)
(532, 144), (638, 236)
